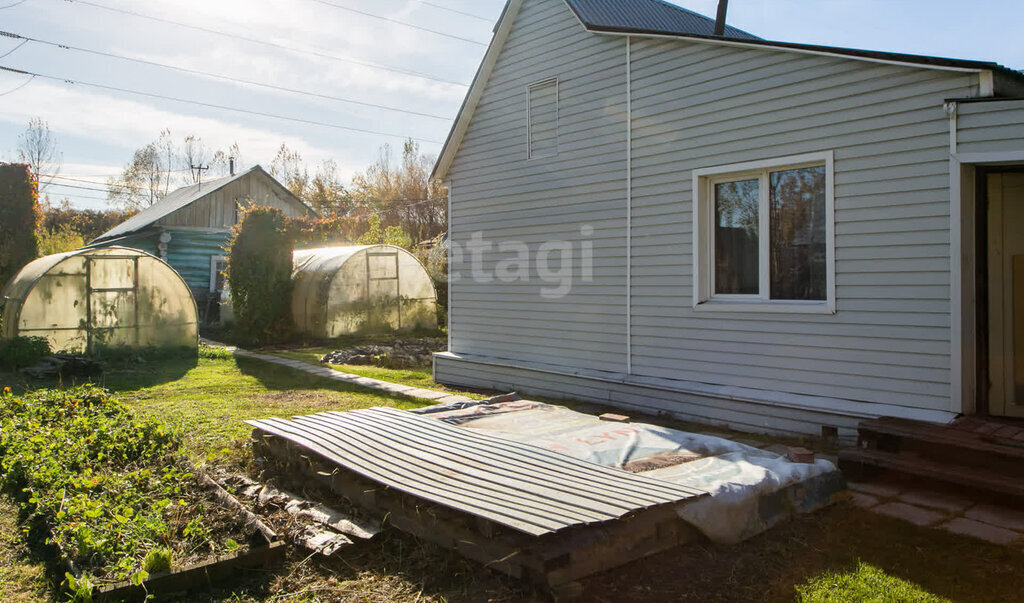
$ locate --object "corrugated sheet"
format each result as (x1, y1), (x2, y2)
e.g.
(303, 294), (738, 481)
(247, 407), (706, 537)
(564, 0), (760, 40)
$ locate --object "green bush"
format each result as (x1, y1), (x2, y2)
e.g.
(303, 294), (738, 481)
(0, 335), (51, 369)
(225, 206), (294, 344)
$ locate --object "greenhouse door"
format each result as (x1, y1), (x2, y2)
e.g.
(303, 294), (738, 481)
(86, 254), (140, 350)
(366, 250), (402, 329)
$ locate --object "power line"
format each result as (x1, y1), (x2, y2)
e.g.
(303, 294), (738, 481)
(415, 0), (493, 22)
(2, 30), (453, 121)
(46, 181), (115, 194)
(309, 0), (486, 46)
(62, 0), (470, 87)
(0, 0), (29, 8)
(0, 65), (445, 144)
(0, 72), (31, 96)
(0, 38), (26, 59)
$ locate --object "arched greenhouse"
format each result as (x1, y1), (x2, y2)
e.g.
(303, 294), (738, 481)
(291, 245), (438, 338)
(0, 247), (199, 353)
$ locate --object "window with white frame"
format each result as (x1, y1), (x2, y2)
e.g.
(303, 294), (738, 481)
(528, 78), (558, 159)
(693, 152), (835, 313)
(210, 255), (228, 293)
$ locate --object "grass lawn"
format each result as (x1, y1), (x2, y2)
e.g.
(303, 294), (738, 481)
(99, 349), (435, 462)
(1, 349), (1022, 602)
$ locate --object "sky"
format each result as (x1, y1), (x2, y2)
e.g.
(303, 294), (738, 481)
(0, 0), (1021, 210)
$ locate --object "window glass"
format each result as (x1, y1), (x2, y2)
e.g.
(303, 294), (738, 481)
(768, 166), (826, 300)
(714, 179), (759, 295)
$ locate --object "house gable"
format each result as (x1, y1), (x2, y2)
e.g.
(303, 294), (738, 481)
(434, 0), (1017, 182)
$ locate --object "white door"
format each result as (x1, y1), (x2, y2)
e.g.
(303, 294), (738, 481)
(988, 172), (1024, 417)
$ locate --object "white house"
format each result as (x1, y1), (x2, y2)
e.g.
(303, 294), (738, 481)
(431, 0), (1024, 439)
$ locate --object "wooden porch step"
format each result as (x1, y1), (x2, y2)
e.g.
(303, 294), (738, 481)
(857, 416), (1024, 480)
(838, 447), (1024, 501)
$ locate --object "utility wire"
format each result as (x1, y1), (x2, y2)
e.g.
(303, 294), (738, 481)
(62, 0), (470, 87)
(0, 0), (29, 9)
(0, 65), (445, 144)
(46, 181), (116, 194)
(0, 72), (32, 96)
(309, 0), (486, 46)
(1, 30), (452, 121)
(0, 38), (26, 59)
(47, 174), (141, 191)
(416, 0), (492, 22)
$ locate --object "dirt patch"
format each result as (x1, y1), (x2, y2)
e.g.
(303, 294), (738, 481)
(321, 338), (446, 369)
(254, 391), (342, 408)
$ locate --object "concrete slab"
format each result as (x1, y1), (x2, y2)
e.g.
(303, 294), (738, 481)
(941, 518), (1021, 546)
(850, 491), (880, 509)
(898, 489), (975, 514)
(965, 503), (1024, 533)
(873, 502), (946, 527)
(848, 481), (903, 499)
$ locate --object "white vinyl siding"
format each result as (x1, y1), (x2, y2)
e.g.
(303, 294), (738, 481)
(528, 78), (558, 158)
(628, 36), (976, 412)
(957, 100), (1024, 155)
(447, 0), (628, 374)
(442, 0), (984, 428)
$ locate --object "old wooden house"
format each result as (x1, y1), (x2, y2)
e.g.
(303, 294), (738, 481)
(91, 165), (314, 318)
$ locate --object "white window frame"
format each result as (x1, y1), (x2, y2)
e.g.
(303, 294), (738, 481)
(210, 255), (228, 293)
(692, 151), (836, 314)
(527, 77), (559, 160)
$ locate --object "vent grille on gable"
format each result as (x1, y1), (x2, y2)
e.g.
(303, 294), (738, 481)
(528, 79), (558, 158)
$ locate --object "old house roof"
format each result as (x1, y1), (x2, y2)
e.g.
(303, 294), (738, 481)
(93, 165), (307, 242)
(563, 0), (759, 40)
(432, 0), (1024, 181)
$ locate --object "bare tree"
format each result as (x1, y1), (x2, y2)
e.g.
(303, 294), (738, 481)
(106, 130), (175, 210)
(16, 117), (62, 194)
(181, 135), (210, 183)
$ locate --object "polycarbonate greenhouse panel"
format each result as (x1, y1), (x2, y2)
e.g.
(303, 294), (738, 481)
(291, 245), (438, 338)
(0, 247), (199, 353)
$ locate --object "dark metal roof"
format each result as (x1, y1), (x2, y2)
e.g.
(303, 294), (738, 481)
(564, 0), (759, 40)
(247, 407), (706, 537)
(564, 0), (1023, 83)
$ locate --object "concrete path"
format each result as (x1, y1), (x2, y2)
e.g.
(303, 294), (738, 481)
(849, 481), (1024, 546)
(202, 339), (477, 406)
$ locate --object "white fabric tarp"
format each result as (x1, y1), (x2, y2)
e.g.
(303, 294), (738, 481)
(415, 397), (842, 544)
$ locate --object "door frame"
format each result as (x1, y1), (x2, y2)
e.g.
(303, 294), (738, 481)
(953, 155), (1024, 416)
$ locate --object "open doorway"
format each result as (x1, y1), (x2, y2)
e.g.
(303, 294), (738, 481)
(984, 171), (1024, 417)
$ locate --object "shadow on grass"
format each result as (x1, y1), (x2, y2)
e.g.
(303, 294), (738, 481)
(232, 356), (431, 410)
(99, 355), (198, 392)
(580, 503), (1024, 603)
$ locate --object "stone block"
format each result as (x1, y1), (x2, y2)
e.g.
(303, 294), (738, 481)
(873, 502), (946, 527)
(898, 489), (975, 514)
(850, 491), (880, 509)
(941, 518), (1021, 546)
(848, 481), (903, 499)
(787, 447), (815, 463)
(965, 503), (1024, 532)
